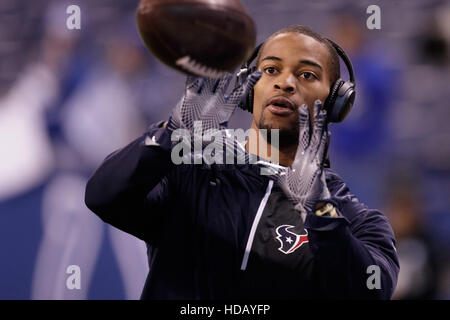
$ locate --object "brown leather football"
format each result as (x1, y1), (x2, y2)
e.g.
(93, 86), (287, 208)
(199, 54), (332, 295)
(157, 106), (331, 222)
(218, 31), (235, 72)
(136, 0), (256, 78)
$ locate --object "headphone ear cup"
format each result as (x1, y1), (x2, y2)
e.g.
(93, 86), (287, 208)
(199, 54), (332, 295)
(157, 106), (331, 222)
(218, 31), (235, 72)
(325, 80), (343, 122)
(237, 84), (254, 113)
(237, 66), (256, 113)
(332, 81), (355, 123)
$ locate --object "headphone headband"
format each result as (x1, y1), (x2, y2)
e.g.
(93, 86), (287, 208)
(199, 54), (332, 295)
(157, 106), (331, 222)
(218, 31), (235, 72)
(325, 38), (355, 85)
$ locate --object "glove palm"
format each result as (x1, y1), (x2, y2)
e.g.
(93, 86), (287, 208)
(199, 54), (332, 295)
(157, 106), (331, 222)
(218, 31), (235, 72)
(277, 100), (331, 218)
(167, 71), (262, 137)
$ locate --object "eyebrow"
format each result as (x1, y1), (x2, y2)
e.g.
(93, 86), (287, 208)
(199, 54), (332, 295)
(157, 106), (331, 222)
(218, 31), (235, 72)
(260, 56), (323, 70)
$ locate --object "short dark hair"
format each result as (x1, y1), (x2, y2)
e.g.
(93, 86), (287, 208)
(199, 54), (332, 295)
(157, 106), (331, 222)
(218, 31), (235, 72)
(256, 25), (341, 85)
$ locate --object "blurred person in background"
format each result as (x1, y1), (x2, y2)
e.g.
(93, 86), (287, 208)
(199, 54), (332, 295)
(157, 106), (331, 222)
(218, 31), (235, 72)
(325, 10), (400, 210)
(0, 1), (60, 204)
(391, 7), (450, 299)
(0, 0), (158, 299)
(0, 0), (64, 299)
(31, 4), (153, 299)
(383, 169), (440, 300)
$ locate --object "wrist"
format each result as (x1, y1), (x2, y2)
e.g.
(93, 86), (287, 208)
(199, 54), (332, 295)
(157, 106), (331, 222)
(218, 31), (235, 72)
(166, 115), (181, 133)
(314, 199), (338, 217)
(143, 121), (173, 152)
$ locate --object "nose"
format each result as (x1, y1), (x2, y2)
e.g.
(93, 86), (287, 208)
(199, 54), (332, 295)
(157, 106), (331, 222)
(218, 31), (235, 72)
(274, 73), (296, 94)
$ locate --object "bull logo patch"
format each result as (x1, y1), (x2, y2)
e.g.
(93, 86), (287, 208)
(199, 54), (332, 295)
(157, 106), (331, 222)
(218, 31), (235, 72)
(275, 225), (309, 254)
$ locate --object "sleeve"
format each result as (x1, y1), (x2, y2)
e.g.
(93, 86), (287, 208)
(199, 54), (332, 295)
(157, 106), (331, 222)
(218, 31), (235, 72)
(84, 121), (174, 243)
(304, 169), (400, 299)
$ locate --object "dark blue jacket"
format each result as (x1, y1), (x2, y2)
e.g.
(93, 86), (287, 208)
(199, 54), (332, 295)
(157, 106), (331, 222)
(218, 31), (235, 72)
(85, 121), (399, 299)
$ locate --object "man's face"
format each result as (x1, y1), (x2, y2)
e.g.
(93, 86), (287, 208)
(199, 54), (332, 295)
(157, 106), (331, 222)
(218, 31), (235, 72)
(252, 32), (333, 144)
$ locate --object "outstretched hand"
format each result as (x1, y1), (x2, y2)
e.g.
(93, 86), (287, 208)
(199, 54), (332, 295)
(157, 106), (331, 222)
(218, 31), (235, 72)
(167, 70), (262, 135)
(277, 100), (332, 217)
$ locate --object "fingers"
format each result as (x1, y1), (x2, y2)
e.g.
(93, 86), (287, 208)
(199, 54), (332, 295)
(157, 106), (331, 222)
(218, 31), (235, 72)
(310, 100), (327, 148)
(313, 99), (321, 120)
(215, 73), (234, 93)
(203, 77), (220, 94)
(190, 77), (221, 94)
(310, 117), (329, 165)
(227, 69), (262, 104)
(186, 76), (204, 93)
(190, 73), (234, 95)
(316, 131), (331, 165)
(297, 104), (311, 153)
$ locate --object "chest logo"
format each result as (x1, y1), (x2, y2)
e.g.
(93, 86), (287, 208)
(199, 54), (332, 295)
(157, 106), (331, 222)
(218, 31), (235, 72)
(275, 225), (309, 254)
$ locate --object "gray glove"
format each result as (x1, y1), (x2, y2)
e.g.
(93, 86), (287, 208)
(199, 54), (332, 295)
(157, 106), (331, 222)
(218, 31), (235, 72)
(167, 70), (262, 136)
(277, 100), (331, 217)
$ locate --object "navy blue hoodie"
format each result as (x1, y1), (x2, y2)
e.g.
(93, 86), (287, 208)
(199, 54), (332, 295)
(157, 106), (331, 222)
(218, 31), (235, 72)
(85, 121), (399, 299)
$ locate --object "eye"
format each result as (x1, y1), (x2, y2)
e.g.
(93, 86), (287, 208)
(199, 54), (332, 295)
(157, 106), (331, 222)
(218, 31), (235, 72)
(299, 72), (317, 80)
(263, 66), (279, 75)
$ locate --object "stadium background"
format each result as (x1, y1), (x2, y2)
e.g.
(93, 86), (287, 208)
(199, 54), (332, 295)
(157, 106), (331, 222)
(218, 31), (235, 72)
(0, 0), (449, 299)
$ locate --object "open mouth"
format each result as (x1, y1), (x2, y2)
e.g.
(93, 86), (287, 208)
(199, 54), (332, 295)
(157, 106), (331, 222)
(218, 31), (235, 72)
(266, 96), (296, 116)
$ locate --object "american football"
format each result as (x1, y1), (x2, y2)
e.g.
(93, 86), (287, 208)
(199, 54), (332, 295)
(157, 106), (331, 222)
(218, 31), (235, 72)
(136, 0), (256, 78)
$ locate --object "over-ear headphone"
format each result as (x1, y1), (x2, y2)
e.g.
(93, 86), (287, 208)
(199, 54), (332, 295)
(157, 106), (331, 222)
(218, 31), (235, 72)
(236, 38), (356, 123)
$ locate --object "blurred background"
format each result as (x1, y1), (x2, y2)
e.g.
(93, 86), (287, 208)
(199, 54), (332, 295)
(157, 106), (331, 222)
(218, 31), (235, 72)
(0, 0), (449, 299)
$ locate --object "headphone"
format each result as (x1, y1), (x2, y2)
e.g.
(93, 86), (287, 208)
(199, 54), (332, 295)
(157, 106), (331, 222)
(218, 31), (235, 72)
(236, 38), (356, 123)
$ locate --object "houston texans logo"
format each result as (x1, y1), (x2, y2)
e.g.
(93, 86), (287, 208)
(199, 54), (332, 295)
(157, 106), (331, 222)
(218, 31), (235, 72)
(275, 225), (309, 254)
